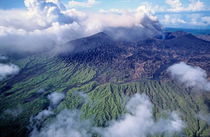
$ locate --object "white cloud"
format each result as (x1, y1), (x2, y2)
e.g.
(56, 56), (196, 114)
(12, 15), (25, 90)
(33, 92), (65, 120)
(0, 0), (84, 54)
(99, 8), (133, 14)
(166, 0), (183, 12)
(162, 14), (186, 25)
(0, 63), (20, 81)
(47, 92), (65, 106)
(33, 92), (65, 121)
(30, 92), (92, 137)
(30, 93), (185, 137)
(166, 0), (205, 12)
(97, 94), (185, 137)
(68, 0), (98, 8)
(30, 110), (92, 137)
(34, 109), (54, 120)
(96, 5), (161, 41)
(0, 0), (162, 54)
(24, 0), (71, 26)
(130, 0), (207, 13)
(188, 0), (205, 11)
(29, 92), (65, 133)
(159, 13), (210, 27)
(167, 62), (210, 91)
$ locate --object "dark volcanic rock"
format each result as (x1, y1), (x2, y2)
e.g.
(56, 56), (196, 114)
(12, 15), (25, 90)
(60, 31), (210, 81)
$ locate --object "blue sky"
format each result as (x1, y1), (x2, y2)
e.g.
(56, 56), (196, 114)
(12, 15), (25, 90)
(0, 0), (210, 28)
(1, 0), (209, 10)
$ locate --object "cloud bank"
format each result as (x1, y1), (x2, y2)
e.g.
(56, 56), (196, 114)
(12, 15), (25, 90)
(0, 0), (161, 54)
(97, 94), (184, 137)
(30, 109), (92, 137)
(30, 93), (185, 137)
(0, 63), (20, 81)
(167, 62), (210, 91)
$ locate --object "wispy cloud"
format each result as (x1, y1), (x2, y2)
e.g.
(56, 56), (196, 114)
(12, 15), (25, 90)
(68, 0), (98, 8)
(29, 91), (91, 137)
(166, 0), (205, 12)
(0, 63), (20, 81)
(97, 94), (185, 137)
(30, 93), (185, 137)
(29, 92), (65, 134)
(47, 92), (65, 106)
(30, 109), (92, 137)
(167, 62), (210, 91)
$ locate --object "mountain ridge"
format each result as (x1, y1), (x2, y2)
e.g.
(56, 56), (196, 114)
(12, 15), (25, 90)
(59, 31), (210, 81)
(0, 31), (210, 137)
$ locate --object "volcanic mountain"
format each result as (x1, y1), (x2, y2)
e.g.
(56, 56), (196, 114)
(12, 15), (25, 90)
(61, 31), (210, 81)
(0, 31), (210, 137)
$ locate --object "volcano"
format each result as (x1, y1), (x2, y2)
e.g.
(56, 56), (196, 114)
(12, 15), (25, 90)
(0, 31), (210, 137)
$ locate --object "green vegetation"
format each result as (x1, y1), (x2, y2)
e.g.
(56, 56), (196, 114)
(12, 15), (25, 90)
(0, 55), (209, 137)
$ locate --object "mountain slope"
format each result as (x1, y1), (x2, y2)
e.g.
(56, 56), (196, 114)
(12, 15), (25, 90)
(0, 32), (210, 137)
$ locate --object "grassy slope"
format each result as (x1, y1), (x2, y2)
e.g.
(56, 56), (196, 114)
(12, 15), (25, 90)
(0, 55), (209, 137)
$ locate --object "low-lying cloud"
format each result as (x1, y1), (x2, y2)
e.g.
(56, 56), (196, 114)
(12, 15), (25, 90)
(29, 92), (65, 133)
(47, 92), (65, 106)
(30, 110), (92, 137)
(0, 0), (161, 54)
(97, 94), (184, 137)
(167, 62), (210, 91)
(30, 93), (185, 137)
(0, 63), (20, 81)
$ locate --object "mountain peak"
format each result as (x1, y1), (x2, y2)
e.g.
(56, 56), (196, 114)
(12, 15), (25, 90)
(83, 32), (112, 41)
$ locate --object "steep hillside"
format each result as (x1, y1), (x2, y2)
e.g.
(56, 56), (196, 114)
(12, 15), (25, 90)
(0, 32), (210, 137)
